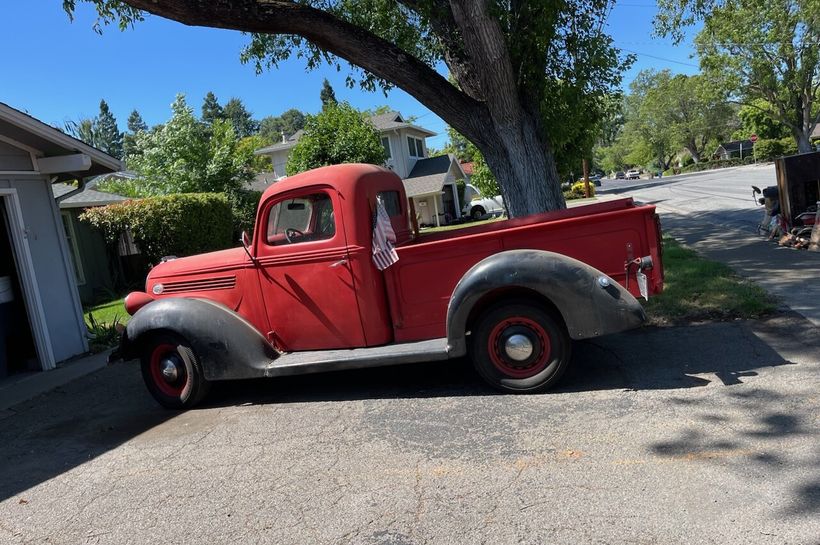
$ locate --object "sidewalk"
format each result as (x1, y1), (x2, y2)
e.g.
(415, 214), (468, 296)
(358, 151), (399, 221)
(660, 210), (820, 328)
(0, 349), (111, 413)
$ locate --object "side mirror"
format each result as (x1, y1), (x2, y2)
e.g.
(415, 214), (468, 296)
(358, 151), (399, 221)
(240, 231), (255, 263)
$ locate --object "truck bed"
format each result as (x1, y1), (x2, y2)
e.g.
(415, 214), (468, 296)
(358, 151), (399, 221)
(384, 197), (663, 343)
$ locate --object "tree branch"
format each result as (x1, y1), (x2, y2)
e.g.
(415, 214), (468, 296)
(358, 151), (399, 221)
(121, 0), (492, 144)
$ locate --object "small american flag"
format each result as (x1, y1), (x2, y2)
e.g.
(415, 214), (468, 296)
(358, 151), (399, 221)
(372, 199), (399, 271)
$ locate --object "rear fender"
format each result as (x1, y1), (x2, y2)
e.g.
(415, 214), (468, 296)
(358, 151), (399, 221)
(120, 297), (279, 380)
(446, 250), (646, 356)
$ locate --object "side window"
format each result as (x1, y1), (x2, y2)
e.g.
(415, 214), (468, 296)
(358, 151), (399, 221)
(381, 137), (392, 159)
(266, 192), (336, 246)
(377, 191), (402, 217)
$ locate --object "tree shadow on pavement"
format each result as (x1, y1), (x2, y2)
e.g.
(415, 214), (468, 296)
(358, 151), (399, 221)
(0, 363), (174, 502)
(647, 387), (820, 517)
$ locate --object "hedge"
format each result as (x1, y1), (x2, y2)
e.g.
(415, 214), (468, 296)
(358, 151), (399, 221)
(564, 180), (596, 201)
(81, 193), (234, 264)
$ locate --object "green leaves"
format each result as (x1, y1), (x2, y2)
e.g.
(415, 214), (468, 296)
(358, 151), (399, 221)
(656, 0), (820, 152)
(105, 94), (253, 197)
(285, 102), (386, 175)
(80, 193), (235, 263)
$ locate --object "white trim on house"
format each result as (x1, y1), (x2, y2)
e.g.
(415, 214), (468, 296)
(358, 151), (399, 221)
(0, 188), (56, 371)
(46, 179), (89, 355)
(0, 103), (123, 172)
(60, 211), (85, 286)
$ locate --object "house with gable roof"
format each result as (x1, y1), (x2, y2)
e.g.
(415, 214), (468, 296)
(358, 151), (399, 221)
(254, 111), (467, 227)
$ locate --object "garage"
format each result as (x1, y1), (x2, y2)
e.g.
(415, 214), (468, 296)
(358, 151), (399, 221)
(0, 102), (123, 378)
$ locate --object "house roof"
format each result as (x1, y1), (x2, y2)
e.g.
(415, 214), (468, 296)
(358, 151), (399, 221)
(52, 182), (129, 209)
(403, 154), (459, 198)
(717, 140), (754, 153)
(0, 102), (124, 178)
(254, 110), (436, 156)
(245, 171), (279, 192)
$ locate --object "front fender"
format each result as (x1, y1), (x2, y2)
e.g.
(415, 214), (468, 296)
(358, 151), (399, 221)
(120, 297), (279, 380)
(446, 250), (646, 356)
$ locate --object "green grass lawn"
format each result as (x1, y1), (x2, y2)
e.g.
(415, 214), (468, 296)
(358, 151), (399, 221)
(419, 216), (505, 234)
(85, 297), (129, 326)
(645, 236), (777, 324)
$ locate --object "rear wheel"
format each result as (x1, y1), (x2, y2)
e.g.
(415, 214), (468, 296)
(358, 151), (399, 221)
(140, 333), (210, 409)
(471, 206), (486, 220)
(469, 302), (571, 393)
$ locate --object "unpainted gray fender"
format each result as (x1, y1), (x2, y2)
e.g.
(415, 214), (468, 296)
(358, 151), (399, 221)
(120, 297), (279, 381)
(446, 249), (646, 356)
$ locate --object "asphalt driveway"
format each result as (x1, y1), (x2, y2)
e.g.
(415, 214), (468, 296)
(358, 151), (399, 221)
(1, 313), (818, 544)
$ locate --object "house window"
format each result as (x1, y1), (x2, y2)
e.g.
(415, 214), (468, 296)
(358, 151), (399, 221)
(266, 192), (336, 246)
(381, 137), (392, 159)
(60, 212), (85, 285)
(377, 191), (401, 217)
(407, 136), (424, 158)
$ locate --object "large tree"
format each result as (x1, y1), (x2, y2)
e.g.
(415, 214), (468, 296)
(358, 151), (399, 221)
(259, 108), (306, 142)
(201, 91), (224, 125)
(222, 97), (259, 138)
(286, 102), (385, 175)
(96, 99), (124, 159)
(101, 94), (253, 197)
(657, 0), (820, 153)
(65, 0), (629, 217)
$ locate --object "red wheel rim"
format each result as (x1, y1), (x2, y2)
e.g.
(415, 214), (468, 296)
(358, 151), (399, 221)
(487, 316), (551, 378)
(149, 343), (187, 397)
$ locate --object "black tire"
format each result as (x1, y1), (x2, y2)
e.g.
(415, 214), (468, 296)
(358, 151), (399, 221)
(471, 206), (486, 220)
(469, 301), (571, 393)
(140, 333), (211, 409)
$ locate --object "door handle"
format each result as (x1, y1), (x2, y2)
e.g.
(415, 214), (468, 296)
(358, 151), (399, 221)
(329, 259), (348, 268)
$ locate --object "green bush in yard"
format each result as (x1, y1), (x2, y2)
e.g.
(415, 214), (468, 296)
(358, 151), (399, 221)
(778, 138), (798, 156)
(754, 139), (783, 160)
(227, 189), (263, 236)
(81, 193), (234, 263)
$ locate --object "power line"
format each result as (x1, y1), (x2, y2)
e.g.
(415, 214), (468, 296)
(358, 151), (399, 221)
(619, 48), (699, 67)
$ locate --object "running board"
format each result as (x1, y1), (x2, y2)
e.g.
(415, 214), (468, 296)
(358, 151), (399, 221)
(264, 338), (451, 377)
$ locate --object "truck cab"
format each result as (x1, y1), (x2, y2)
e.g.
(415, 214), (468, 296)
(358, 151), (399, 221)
(121, 164), (662, 409)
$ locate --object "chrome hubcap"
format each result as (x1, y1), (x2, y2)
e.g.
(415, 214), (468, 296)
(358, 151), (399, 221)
(160, 357), (180, 382)
(504, 334), (534, 361)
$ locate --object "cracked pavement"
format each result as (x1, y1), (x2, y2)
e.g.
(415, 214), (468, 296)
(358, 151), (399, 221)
(1, 312), (819, 544)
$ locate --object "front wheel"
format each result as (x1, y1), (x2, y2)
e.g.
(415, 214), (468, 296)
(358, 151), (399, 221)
(140, 333), (210, 409)
(470, 206), (486, 220)
(469, 302), (571, 393)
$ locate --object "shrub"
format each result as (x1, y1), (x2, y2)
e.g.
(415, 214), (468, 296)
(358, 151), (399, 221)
(779, 138), (798, 156)
(565, 180), (595, 200)
(754, 138), (783, 161)
(227, 189), (263, 237)
(81, 193), (234, 264)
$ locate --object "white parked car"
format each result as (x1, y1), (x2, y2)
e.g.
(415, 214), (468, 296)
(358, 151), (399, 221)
(462, 184), (505, 220)
(626, 169), (641, 180)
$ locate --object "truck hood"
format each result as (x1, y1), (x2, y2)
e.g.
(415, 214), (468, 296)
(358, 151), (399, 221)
(148, 247), (248, 280)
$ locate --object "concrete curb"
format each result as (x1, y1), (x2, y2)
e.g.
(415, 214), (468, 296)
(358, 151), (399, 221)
(0, 349), (111, 412)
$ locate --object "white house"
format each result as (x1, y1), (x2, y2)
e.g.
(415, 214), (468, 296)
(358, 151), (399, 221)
(0, 102), (123, 379)
(254, 111), (467, 227)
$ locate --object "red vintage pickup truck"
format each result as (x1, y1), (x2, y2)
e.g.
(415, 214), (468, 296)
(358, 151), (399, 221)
(120, 164), (663, 408)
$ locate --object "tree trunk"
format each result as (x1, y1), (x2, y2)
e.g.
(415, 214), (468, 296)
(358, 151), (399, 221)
(794, 130), (813, 153)
(685, 141), (702, 163)
(480, 127), (565, 217)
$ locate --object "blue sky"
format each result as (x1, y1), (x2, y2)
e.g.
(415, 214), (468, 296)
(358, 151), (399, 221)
(0, 1), (699, 149)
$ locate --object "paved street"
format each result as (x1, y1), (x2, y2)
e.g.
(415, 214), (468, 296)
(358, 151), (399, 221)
(1, 311), (819, 544)
(601, 164), (820, 327)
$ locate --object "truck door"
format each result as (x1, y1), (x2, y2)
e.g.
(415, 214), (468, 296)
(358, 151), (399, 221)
(255, 187), (365, 351)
